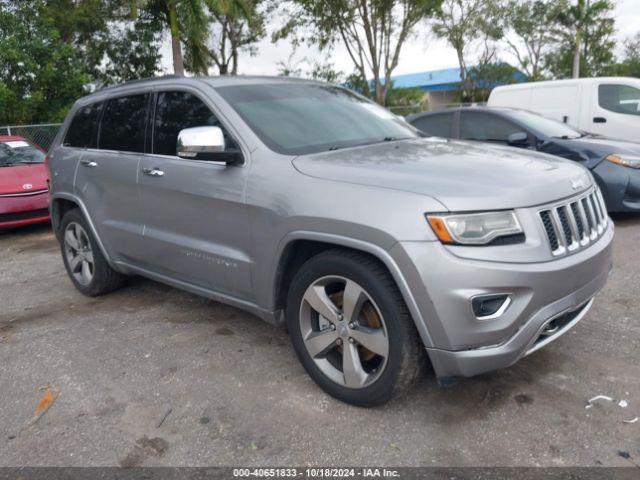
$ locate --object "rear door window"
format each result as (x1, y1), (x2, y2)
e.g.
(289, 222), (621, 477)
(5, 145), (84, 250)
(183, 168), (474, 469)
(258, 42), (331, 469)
(598, 84), (640, 116)
(64, 102), (103, 148)
(99, 94), (149, 152)
(411, 113), (455, 138)
(152, 91), (237, 156)
(459, 112), (521, 143)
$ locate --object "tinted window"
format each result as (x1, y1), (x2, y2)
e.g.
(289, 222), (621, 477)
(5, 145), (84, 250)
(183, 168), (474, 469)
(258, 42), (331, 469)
(599, 84), (640, 116)
(153, 91), (237, 156)
(64, 102), (103, 148)
(503, 110), (581, 139)
(460, 112), (521, 142)
(99, 94), (149, 152)
(410, 113), (454, 138)
(215, 84), (418, 155)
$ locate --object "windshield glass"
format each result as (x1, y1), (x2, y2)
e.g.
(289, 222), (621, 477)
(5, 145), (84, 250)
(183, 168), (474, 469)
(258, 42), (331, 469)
(504, 110), (582, 139)
(0, 140), (45, 166)
(215, 83), (419, 155)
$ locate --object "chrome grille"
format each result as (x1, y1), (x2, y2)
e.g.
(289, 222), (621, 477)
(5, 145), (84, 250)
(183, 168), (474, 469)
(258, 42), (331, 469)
(539, 188), (608, 256)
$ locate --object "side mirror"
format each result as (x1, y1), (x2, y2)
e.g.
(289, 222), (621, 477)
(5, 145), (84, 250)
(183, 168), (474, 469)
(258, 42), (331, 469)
(177, 126), (242, 164)
(507, 131), (529, 147)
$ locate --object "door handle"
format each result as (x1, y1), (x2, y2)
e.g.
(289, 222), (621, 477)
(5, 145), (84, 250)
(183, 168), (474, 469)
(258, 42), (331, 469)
(593, 117), (607, 123)
(80, 160), (98, 168)
(142, 167), (164, 177)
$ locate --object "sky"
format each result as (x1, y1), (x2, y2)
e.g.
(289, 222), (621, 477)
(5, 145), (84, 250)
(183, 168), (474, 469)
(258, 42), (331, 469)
(159, 0), (640, 78)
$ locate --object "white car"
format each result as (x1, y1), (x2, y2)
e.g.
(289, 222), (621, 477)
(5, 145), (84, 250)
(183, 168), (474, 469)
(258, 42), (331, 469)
(488, 77), (640, 142)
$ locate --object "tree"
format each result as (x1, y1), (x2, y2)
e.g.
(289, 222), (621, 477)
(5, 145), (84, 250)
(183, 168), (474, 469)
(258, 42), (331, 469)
(385, 86), (426, 115)
(132, 0), (251, 76)
(130, 0), (207, 76)
(275, 0), (442, 105)
(503, 0), (566, 81)
(467, 62), (520, 101)
(94, 11), (163, 85)
(607, 33), (640, 78)
(207, 0), (265, 75)
(0, 0), (163, 124)
(432, 0), (504, 100)
(0, 0), (89, 124)
(547, 0), (615, 79)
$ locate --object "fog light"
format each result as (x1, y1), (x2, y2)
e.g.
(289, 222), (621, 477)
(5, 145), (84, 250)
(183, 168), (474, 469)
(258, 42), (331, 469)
(472, 294), (511, 319)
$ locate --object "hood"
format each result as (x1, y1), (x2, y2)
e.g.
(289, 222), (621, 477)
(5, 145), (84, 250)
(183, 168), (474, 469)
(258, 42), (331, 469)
(0, 163), (48, 195)
(292, 138), (593, 211)
(551, 135), (640, 168)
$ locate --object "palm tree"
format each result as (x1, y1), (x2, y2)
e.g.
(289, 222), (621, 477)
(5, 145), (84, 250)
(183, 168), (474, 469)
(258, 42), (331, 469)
(130, 0), (248, 76)
(561, 0), (613, 79)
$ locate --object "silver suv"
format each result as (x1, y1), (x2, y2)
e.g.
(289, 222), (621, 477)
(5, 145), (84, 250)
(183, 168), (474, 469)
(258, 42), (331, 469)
(47, 76), (614, 406)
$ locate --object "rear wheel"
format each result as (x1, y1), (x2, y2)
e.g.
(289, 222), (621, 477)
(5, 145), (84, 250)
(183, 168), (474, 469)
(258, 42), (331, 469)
(60, 209), (126, 296)
(286, 249), (426, 406)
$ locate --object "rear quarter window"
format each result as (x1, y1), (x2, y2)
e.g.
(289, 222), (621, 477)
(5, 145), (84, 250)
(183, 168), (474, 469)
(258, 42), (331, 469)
(410, 113), (455, 138)
(64, 102), (103, 148)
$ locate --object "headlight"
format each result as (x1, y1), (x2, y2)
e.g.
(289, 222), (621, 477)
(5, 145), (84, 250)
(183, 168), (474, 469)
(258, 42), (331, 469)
(427, 211), (523, 245)
(606, 154), (640, 169)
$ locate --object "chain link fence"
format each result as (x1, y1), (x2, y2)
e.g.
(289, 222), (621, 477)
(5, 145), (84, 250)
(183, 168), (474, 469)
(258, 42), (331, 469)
(0, 123), (62, 151)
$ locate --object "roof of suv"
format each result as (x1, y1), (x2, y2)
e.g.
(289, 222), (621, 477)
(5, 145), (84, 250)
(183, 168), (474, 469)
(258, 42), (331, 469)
(78, 75), (322, 104)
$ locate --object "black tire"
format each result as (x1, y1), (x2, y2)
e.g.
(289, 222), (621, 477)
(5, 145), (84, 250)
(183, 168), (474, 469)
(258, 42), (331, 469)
(59, 208), (126, 296)
(285, 249), (426, 407)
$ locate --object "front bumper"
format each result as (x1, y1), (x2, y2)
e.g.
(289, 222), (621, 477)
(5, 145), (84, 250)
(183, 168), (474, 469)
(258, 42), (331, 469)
(391, 221), (614, 378)
(0, 191), (50, 230)
(593, 160), (640, 212)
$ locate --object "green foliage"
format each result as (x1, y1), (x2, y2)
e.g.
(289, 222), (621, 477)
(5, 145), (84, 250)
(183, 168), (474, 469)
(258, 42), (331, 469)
(0, 1), (89, 124)
(0, 0), (162, 124)
(503, 0), (567, 80)
(385, 87), (426, 116)
(606, 33), (640, 78)
(467, 62), (520, 101)
(545, 0), (616, 78)
(207, 0), (266, 74)
(432, 0), (505, 87)
(275, 0), (442, 105)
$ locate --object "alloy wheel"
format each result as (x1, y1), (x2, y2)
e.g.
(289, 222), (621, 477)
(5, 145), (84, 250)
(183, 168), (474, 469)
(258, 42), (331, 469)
(64, 222), (94, 286)
(299, 276), (389, 389)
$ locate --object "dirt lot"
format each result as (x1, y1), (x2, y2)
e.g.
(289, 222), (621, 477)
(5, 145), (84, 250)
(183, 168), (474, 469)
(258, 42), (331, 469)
(1, 217), (639, 467)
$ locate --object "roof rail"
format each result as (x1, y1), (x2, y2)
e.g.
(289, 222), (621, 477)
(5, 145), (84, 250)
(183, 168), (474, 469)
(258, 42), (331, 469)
(95, 75), (186, 93)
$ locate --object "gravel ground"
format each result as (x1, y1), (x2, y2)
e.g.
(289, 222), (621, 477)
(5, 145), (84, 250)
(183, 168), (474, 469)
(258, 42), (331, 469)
(0, 217), (639, 467)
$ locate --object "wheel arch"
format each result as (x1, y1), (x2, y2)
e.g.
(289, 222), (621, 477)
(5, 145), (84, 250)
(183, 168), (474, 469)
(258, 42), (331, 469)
(50, 193), (115, 268)
(271, 231), (434, 348)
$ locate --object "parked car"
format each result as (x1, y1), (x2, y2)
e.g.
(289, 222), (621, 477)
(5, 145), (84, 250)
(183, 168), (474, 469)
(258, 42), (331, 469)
(0, 135), (50, 230)
(407, 107), (640, 212)
(47, 77), (613, 406)
(487, 77), (640, 143)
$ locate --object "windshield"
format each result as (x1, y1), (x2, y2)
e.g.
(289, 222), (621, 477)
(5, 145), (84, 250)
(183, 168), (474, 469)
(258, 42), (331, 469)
(0, 140), (45, 166)
(504, 110), (583, 139)
(215, 83), (420, 155)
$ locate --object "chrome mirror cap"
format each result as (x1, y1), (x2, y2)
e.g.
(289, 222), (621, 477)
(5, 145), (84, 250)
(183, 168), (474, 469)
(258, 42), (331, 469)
(177, 126), (225, 158)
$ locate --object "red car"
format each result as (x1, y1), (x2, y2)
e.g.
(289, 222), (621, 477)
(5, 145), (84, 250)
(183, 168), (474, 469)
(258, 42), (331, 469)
(0, 135), (50, 230)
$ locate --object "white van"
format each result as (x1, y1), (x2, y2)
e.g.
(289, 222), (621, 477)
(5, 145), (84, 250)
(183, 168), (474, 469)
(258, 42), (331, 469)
(488, 77), (640, 142)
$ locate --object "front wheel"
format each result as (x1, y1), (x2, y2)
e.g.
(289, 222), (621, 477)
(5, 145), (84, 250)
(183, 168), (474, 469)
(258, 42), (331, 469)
(285, 249), (426, 406)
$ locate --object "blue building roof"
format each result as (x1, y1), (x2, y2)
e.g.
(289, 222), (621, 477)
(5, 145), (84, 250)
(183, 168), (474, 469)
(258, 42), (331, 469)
(386, 67), (464, 92)
(374, 66), (526, 92)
